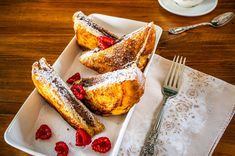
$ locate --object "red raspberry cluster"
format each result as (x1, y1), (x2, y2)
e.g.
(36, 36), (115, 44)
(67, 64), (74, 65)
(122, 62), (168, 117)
(35, 124), (69, 156)
(75, 129), (111, 153)
(66, 72), (86, 100)
(71, 84), (86, 100)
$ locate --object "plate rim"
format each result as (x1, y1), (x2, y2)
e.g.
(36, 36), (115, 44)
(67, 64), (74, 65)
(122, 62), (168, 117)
(4, 13), (163, 156)
(4, 89), (46, 156)
(158, 0), (218, 17)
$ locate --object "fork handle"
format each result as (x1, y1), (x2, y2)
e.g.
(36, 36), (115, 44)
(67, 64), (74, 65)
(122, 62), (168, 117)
(139, 95), (168, 156)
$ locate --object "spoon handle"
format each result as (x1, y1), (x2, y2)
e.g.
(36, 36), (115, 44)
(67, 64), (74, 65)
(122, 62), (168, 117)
(169, 22), (211, 34)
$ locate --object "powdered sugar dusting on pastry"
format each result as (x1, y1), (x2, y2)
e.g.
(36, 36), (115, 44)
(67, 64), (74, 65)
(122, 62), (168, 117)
(32, 58), (99, 128)
(79, 22), (154, 74)
(123, 22), (153, 40)
(82, 64), (145, 91)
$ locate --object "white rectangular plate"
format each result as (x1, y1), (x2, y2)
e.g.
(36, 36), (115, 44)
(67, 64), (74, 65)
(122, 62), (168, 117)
(4, 13), (162, 156)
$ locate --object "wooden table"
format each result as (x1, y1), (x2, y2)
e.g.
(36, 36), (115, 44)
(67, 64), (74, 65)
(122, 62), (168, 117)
(0, 0), (234, 155)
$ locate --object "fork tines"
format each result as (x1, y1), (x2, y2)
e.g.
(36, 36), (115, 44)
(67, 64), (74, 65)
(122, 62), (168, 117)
(164, 55), (186, 89)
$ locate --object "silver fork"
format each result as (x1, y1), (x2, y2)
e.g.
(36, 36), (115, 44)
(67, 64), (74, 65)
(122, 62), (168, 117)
(140, 55), (186, 156)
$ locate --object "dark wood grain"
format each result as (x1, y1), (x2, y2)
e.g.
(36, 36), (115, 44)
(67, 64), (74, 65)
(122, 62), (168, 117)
(0, 0), (234, 155)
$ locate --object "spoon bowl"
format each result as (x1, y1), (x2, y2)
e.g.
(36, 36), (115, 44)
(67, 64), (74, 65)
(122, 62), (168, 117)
(211, 12), (235, 27)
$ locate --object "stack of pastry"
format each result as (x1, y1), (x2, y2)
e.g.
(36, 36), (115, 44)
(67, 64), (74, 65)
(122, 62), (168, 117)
(32, 11), (157, 135)
(73, 11), (156, 72)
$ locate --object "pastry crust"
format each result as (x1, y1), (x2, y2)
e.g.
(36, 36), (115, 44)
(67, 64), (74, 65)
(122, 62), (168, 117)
(32, 58), (104, 136)
(73, 11), (118, 49)
(138, 24), (156, 70)
(82, 64), (145, 116)
(79, 22), (156, 73)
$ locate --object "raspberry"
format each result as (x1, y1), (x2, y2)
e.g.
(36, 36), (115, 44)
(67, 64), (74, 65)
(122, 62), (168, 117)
(35, 124), (52, 140)
(73, 92), (84, 100)
(77, 84), (86, 95)
(66, 73), (81, 84)
(98, 41), (109, 50)
(71, 84), (86, 100)
(71, 84), (84, 93)
(92, 137), (111, 153)
(98, 36), (115, 46)
(98, 36), (115, 50)
(76, 128), (91, 146)
(55, 141), (69, 156)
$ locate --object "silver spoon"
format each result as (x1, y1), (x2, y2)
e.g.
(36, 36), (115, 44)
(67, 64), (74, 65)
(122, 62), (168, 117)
(169, 12), (235, 34)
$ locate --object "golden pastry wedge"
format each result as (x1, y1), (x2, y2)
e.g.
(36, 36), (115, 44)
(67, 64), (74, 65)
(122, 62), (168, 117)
(73, 11), (118, 49)
(32, 58), (104, 136)
(82, 64), (145, 116)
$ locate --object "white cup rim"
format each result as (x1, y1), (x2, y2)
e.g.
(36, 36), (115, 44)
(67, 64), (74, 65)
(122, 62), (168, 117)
(173, 0), (205, 8)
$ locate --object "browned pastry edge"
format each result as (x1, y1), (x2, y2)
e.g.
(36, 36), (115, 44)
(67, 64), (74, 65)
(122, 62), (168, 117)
(138, 23), (157, 70)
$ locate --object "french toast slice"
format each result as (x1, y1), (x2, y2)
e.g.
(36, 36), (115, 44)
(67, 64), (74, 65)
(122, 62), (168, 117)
(82, 64), (145, 116)
(79, 22), (156, 73)
(32, 58), (104, 136)
(73, 11), (118, 49)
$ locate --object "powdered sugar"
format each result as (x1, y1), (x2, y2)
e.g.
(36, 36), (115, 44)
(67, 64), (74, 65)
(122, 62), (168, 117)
(32, 58), (98, 127)
(79, 22), (154, 74)
(83, 64), (145, 91)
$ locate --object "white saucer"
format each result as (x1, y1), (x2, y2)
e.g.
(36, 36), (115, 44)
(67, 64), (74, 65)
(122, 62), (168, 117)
(158, 0), (218, 17)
